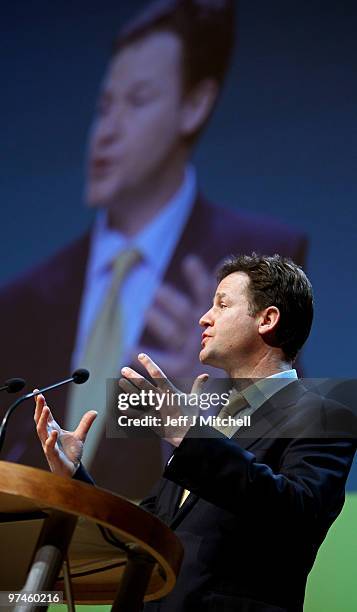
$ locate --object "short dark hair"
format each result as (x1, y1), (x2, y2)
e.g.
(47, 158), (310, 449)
(217, 253), (314, 362)
(113, 0), (236, 92)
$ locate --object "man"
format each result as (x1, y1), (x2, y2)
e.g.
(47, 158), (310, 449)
(0, 1), (307, 497)
(34, 253), (356, 611)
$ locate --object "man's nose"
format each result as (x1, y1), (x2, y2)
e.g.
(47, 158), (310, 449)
(92, 109), (125, 148)
(94, 119), (120, 148)
(199, 308), (213, 327)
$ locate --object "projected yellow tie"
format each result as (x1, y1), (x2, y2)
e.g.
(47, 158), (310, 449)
(66, 248), (140, 466)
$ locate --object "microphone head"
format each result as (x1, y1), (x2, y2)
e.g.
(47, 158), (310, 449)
(5, 378), (26, 393)
(72, 368), (90, 384)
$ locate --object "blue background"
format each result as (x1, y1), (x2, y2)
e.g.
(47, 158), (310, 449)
(2, 0), (356, 487)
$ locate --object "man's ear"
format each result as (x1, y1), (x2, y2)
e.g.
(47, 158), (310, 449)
(180, 79), (219, 137)
(258, 307), (280, 338)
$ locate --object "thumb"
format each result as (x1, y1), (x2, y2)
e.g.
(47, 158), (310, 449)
(191, 373), (209, 395)
(75, 410), (98, 442)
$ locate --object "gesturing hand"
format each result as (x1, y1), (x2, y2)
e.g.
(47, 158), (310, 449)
(132, 255), (216, 381)
(34, 390), (97, 477)
(120, 353), (209, 446)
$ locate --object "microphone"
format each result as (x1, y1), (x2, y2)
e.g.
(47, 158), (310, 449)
(0, 378), (26, 393)
(0, 369), (90, 454)
(72, 368), (90, 385)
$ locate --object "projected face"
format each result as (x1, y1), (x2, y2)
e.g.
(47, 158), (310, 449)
(85, 31), (186, 209)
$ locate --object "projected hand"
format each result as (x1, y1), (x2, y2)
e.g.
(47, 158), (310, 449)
(132, 255), (216, 384)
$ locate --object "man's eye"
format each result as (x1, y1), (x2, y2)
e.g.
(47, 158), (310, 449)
(128, 93), (153, 107)
(219, 303), (227, 309)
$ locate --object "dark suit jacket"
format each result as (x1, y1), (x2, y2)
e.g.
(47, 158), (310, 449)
(0, 196), (307, 497)
(134, 381), (356, 612)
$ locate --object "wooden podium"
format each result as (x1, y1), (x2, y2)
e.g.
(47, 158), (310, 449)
(0, 461), (183, 611)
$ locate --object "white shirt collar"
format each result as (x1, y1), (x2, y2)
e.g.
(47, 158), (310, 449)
(240, 369), (298, 412)
(88, 165), (197, 277)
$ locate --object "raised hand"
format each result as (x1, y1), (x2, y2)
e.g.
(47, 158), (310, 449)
(34, 390), (97, 477)
(120, 353), (209, 446)
(132, 255), (217, 381)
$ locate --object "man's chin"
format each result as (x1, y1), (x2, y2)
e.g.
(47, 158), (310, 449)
(84, 179), (123, 209)
(199, 349), (215, 367)
(84, 184), (105, 208)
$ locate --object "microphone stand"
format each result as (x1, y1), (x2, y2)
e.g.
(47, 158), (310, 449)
(0, 371), (89, 454)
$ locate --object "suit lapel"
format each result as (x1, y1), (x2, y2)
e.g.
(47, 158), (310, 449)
(233, 379), (308, 450)
(168, 381), (309, 526)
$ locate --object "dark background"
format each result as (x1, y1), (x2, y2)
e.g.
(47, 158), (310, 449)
(2, 0), (357, 487)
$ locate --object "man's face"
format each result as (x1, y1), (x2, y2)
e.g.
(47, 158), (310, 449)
(199, 272), (260, 371)
(85, 31), (186, 207)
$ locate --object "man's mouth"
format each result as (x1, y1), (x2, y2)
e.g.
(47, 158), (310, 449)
(90, 158), (114, 178)
(201, 334), (211, 347)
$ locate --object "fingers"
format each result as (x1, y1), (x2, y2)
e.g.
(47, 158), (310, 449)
(144, 259), (213, 349)
(120, 365), (159, 393)
(137, 353), (165, 378)
(74, 410), (98, 442)
(121, 363), (159, 390)
(130, 347), (168, 372)
(191, 373), (210, 395)
(43, 430), (68, 474)
(34, 391), (59, 440)
(123, 354), (174, 394)
(44, 429), (59, 455)
(145, 306), (187, 350)
(144, 265), (212, 349)
(118, 377), (139, 395)
(36, 402), (51, 445)
(129, 345), (210, 388)
(34, 392), (62, 471)
(34, 391), (55, 424)
(153, 284), (191, 321)
(34, 390), (44, 426)
(181, 255), (214, 306)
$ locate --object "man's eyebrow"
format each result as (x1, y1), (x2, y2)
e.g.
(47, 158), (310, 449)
(213, 291), (228, 304)
(129, 79), (157, 90)
(129, 76), (158, 89)
(102, 79), (156, 96)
